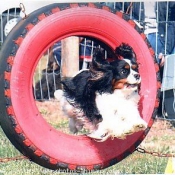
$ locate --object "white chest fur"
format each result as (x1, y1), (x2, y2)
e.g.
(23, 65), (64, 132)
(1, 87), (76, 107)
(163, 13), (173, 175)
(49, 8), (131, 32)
(88, 89), (147, 141)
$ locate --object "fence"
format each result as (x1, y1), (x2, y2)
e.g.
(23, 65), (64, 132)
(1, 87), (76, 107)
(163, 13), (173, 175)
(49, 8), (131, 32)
(0, 8), (20, 45)
(0, 2), (175, 174)
(0, 1), (175, 101)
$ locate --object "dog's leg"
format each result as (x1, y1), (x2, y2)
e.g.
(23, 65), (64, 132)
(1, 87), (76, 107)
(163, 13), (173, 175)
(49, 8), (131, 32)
(87, 93), (116, 141)
(87, 120), (110, 141)
(54, 89), (83, 134)
(55, 89), (76, 132)
(87, 110), (115, 141)
(88, 93), (147, 141)
(110, 103), (147, 137)
(69, 118), (78, 134)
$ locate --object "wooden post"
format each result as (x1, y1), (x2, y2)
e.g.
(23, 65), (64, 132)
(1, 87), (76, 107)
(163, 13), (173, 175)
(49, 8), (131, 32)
(61, 36), (79, 79)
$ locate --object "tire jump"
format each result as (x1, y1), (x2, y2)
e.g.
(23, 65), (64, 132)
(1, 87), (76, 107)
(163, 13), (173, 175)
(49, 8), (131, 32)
(0, 3), (160, 171)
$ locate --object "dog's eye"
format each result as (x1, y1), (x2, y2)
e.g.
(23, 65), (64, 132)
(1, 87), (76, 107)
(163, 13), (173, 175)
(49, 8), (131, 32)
(120, 69), (127, 74)
(134, 68), (139, 72)
(132, 64), (139, 72)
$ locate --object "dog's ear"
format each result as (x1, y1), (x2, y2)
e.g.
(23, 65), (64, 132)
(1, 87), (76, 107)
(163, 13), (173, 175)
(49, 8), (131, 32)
(86, 48), (114, 94)
(93, 48), (105, 60)
(91, 48), (112, 71)
(115, 43), (136, 59)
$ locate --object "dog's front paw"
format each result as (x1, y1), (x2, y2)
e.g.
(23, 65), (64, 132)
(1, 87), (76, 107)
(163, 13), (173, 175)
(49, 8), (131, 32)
(87, 122), (110, 142)
(88, 131), (109, 142)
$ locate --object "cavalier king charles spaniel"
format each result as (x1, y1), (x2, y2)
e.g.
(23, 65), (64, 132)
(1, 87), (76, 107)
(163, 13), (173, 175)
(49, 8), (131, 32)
(54, 43), (147, 142)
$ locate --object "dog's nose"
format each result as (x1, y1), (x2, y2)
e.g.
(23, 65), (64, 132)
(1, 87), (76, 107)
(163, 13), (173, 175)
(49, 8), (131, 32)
(134, 74), (140, 80)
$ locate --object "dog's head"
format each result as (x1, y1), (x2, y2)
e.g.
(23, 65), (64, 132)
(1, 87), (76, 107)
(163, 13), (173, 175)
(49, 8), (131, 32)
(110, 43), (141, 92)
(91, 43), (141, 93)
(110, 57), (141, 91)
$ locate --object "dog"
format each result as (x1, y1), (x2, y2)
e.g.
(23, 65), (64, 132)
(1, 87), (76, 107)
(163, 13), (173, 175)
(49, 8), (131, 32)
(54, 43), (147, 141)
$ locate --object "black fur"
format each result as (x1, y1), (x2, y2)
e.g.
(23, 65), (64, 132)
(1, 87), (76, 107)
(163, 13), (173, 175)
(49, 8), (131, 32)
(115, 43), (136, 59)
(61, 48), (114, 122)
(61, 43), (136, 122)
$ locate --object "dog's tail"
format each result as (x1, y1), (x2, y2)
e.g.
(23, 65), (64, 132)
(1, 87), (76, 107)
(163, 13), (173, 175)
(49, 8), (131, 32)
(54, 89), (63, 101)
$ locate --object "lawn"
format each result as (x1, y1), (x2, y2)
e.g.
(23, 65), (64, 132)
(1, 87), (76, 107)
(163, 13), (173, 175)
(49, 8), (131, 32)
(0, 118), (174, 174)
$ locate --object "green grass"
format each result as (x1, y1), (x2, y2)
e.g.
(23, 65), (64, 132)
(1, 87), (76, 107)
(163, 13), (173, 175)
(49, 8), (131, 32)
(0, 125), (169, 175)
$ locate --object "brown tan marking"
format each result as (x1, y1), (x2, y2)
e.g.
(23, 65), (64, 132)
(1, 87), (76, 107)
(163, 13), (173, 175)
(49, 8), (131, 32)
(124, 64), (130, 69)
(131, 64), (138, 70)
(112, 79), (127, 90)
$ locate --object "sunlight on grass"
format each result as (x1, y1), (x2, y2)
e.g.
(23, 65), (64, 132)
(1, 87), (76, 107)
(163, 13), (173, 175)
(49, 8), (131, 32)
(36, 100), (90, 135)
(102, 151), (167, 174)
(0, 97), (174, 175)
(0, 120), (171, 174)
(0, 104), (173, 175)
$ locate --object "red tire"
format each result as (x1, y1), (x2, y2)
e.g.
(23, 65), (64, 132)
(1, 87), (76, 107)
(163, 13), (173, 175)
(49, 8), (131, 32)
(0, 3), (160, 171)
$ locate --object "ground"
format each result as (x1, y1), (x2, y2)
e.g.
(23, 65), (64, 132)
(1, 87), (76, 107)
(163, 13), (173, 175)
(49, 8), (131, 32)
(140, 118), (175, 153)
(0, 100), (174, 174)
(36, 99), (175, 154)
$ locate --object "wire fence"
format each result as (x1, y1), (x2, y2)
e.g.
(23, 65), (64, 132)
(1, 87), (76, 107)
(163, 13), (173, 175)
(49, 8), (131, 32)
(0, 8), (20, 44)
(0, 2), (175, 174)
(0, 1), (175, 102)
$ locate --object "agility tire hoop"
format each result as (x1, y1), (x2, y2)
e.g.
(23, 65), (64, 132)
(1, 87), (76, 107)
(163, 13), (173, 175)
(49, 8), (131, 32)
(0, 3), (160, 171)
